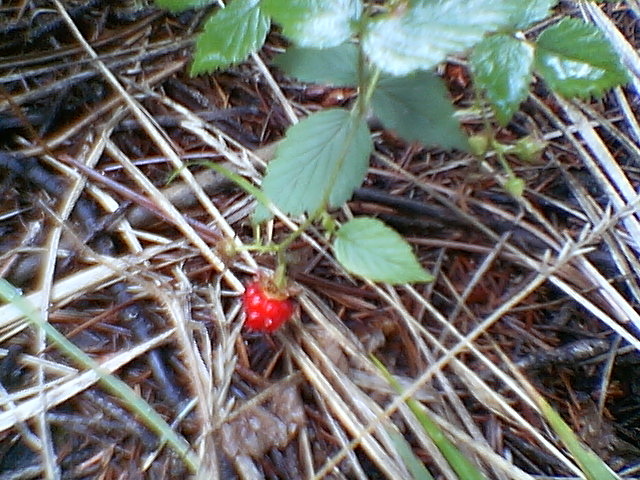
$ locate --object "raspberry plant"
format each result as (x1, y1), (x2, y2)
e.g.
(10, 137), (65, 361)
(156, 0), (628, 286)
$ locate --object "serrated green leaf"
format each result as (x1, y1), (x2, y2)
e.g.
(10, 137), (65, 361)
(470, 34), (533, 126)
(508, 0), (557, 29)
(534, 17), (629, 98)
(362, 0), (522, 76)
(262, 0), (361, 48)
(155, 0), (214, 12)
(334, 217), (434, 284)
(273, 44), (359, 86)
(371, 71), (469, 151)
(190, 0), (269, 75)
(254, 109), (372, 222)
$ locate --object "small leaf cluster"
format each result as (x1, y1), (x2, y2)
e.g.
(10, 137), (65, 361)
(155, 0), (628, 286)
(470, 14), (629, 126)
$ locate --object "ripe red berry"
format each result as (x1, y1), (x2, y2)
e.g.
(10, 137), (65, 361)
(242, 280), (294, 333)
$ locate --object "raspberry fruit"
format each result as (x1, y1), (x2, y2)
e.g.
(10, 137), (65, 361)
(242, 280), (294, 333)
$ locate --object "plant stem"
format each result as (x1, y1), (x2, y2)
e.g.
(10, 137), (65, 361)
(493, 143), (516, 179)
(271, 209), (322, 289)
(474, 89), (516, 179)
(360, 66), (381, 113)
(278, 211), (318, 253)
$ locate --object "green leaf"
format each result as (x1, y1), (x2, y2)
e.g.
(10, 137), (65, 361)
(363, 0), (522, 75)
(534, 17), (629, 98)
(254, 109), (372, 222)
(508, 0), (557, 29)
(470, 34), (534, 126)
(273, 44), (359, 86)
(155, 0), (214, 12)
(334, 217), (434, 284)
(190, 0), (270, 75)
(371, 71), (468, 151)
(262, 0), (361, 48)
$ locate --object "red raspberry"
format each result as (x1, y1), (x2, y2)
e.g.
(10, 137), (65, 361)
(242, 280), (294, 333)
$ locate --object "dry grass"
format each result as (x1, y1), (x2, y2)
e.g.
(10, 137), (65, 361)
(0, 1), (640, 479)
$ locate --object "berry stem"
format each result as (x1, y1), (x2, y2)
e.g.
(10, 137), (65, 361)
(274, 257), (287, 291)
(272, 209), (320, 289)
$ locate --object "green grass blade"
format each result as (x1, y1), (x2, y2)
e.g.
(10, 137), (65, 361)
(183, 160), (273, 208)
(537, 393), (621, 480)
(387, 427), (436, 480)
(0, 278), (199, 472)
(501, 345), (622, 480)
(371, 355), (488, 480)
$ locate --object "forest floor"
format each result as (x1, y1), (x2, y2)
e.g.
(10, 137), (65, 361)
(1, 1), (640, 479)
